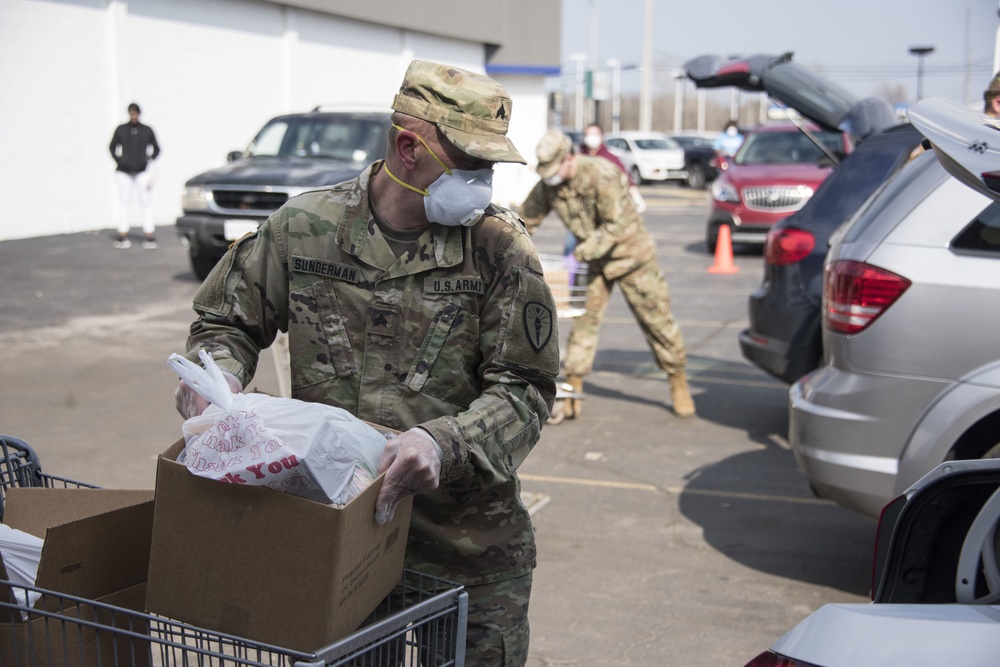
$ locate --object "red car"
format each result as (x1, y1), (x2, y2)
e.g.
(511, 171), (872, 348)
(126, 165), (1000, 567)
(706, 122), (852, 252)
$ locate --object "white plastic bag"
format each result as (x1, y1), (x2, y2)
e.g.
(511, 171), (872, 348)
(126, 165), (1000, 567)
(0, 523), (43, 610)
(168, 351), (387, 505)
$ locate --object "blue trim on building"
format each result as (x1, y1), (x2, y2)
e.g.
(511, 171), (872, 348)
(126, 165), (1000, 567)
(486, 64), (561, 76)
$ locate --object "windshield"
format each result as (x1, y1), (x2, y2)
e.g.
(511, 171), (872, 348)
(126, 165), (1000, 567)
(634, 137), (680, 151)
(675, 136), (713, 149)
(735, 128), (843, 165)
(246, 114), (389, 162)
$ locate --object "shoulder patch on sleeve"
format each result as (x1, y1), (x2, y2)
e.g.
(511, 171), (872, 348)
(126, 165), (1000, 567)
(523, 301), (554, 351)
(497, 266), (561, 373)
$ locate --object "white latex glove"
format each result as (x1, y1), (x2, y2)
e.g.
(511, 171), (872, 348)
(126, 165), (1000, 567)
(174, 371), (242, 419)
(629, 186), (647, 213)
(375, 427), (442, 525)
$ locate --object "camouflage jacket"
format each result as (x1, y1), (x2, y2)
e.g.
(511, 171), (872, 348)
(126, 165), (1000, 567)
(519, 154), (657, 279)
(184, 162), (559, 585)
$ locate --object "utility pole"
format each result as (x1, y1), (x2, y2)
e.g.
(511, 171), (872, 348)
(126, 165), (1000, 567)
(588, 0), (597, 125)
(572, 53), (587, 130)
(995, 1), (1000, 75)
(672, 70), (685, 133)
(608, 58), (621, 133)
(639, 0), (653, 131)
(697, 89), (705, 133)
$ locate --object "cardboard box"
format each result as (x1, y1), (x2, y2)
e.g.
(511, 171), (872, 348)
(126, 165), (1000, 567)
(145, 439), (412, 652)
(0, 488), (155, 666)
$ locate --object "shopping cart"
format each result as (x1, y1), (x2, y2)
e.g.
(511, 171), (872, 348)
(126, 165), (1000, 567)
(0, 435), (98, 521)
(537, 254), (589, 425)
(0, 435), (468, 666)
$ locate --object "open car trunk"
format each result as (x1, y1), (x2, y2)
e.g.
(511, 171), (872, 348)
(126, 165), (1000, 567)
(872, 459), (1000, 605)
(684, 52), (898, 145)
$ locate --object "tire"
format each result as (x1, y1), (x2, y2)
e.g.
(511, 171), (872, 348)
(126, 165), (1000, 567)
(706, 225), (719, 254)
(190, 252), (220, 281)
(630, 165), (643, 185)
(981, 442), (1000, 459)
(685, 164), (706, 190)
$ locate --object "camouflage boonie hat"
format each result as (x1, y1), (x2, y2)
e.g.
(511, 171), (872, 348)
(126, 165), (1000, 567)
(986, 71), (1000, 102)
(535, 129), (572, 179)
(391, 60), (525, 164)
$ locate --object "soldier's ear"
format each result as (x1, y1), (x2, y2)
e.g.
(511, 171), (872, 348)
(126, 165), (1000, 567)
(394, 129), (422, 170)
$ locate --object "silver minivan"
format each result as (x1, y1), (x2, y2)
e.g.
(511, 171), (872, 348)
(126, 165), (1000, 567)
(789, 150), (1000, 519)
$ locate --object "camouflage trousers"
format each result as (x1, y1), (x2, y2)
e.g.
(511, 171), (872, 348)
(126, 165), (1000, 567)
(564, 259), (686, 377)
(349, 572), (531, 666)
(463, 572), (532, 666)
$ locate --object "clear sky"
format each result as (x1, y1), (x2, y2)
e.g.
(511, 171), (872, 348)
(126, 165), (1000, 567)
(560, 0), (999, 106)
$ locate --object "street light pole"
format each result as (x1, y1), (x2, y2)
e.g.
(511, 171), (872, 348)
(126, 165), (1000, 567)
(571, 52), (587, 130)
(909, 45), (935, 101)
(607, 58), (621, 133)
(672, 69), (685, 133)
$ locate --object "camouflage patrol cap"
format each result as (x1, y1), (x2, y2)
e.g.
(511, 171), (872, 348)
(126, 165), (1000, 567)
(535, 129), (572, 179)
(391, 60), (525, 164)
(986, 71), (1000, 102)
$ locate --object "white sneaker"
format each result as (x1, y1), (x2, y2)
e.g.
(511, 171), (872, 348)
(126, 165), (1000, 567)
(114, 237), (132, 249)
(142, 238), (158, 249)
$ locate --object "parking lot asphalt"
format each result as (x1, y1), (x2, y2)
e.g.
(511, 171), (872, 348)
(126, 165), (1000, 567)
(0, 185), (876, 665)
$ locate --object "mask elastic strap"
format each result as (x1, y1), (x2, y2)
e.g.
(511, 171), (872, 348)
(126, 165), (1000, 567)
(383, 164), (429, 196)
(392, 124), (453, 175)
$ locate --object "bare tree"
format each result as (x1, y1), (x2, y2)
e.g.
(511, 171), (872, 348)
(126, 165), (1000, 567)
(874, 83), (909, 106)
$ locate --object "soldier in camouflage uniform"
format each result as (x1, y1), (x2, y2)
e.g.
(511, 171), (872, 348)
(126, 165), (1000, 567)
(519, 129), (695, 418)
(174, 61), (560, 666)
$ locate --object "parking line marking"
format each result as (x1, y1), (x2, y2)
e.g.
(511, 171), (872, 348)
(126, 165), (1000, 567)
(520, 473), (829, 505)
(521, 474), (659, 492)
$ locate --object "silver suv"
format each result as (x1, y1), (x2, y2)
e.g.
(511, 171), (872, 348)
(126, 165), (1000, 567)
(789, 149), (1000, 519)
(176, 108), (390, 279)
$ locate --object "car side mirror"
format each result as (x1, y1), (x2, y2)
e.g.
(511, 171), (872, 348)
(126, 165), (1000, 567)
(227, 151), (243, 162)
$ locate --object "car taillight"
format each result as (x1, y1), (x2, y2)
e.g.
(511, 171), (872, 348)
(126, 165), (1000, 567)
(824, 260), (910, 334)
(765, 227), (815, 266)
(744, 650), (821, 667)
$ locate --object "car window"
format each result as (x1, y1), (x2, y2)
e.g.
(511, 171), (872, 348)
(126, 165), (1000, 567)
(951, 202), (1000, 256)
(634, 138), (679, 151)
(788, 124), (925, 233)
(246, 115), (388, 161)
(735, 129), (843, 165)
(606, 138), (628, 151)
(678, 136), (713, 149)
(248, 121), (288, 156)
(837, 151), (948, 245)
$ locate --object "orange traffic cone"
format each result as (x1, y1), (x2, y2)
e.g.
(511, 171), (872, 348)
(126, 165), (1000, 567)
(708, 224), (739, 274)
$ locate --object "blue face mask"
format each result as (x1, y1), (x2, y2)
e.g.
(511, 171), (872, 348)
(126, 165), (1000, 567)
(385, 124), (494, 227)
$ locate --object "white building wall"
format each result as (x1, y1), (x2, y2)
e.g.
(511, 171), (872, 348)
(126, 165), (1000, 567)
(493, 74), (550, 210)
(0, 0), (548, 241)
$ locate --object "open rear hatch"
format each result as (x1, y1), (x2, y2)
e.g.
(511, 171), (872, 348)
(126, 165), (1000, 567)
(684, 52), (898, 145)
(908, 96), (1000, 202)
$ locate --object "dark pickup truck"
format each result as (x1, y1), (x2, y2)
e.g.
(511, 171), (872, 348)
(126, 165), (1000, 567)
(176, 108), (390, 279)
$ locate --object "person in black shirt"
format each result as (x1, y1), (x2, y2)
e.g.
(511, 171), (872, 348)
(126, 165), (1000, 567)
(109, 103), (160, 248)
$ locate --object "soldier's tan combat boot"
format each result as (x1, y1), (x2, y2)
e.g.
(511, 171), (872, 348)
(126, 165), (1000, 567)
(565, 375), (584, 419)
(668, 372), (695, 418)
